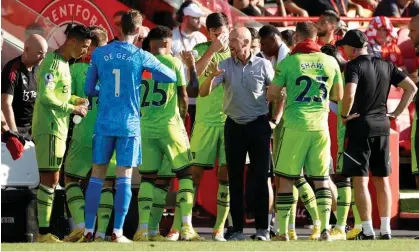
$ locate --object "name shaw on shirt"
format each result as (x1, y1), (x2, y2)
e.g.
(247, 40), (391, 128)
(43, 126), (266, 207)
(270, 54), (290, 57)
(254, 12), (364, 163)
(300, 62), (323, 70)
(103, 53), (135, 62)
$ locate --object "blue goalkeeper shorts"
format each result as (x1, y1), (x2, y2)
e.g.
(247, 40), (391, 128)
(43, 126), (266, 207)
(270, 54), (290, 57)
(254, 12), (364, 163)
(92, 134), (141, 168)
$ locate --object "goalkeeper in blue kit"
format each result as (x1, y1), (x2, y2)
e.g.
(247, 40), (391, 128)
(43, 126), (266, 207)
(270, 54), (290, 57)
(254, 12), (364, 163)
(82, 10), (176, 242)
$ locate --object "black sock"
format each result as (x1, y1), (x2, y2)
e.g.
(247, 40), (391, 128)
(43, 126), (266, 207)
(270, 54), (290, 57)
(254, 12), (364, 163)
(38, 226), (50, 235)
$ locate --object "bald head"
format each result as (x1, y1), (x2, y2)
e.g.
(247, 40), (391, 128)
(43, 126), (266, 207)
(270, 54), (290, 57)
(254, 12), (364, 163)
(409, 15), (419, 49)
(23, 34), (48, 67)
(230, 27), (252, 41)
(229, 27), (252, 61)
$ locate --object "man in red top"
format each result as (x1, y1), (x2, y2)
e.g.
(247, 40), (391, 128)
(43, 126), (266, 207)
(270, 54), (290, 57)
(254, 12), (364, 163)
(316, 10), (349, 60)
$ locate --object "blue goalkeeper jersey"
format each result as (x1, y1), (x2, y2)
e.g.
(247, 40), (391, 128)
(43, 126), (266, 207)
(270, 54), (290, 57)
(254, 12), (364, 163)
(85, 41), (176, 137)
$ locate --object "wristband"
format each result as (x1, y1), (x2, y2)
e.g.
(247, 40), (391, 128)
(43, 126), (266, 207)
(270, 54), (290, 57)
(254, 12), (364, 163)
(270, 119), (278, 125)
(341, 115), (348, 119)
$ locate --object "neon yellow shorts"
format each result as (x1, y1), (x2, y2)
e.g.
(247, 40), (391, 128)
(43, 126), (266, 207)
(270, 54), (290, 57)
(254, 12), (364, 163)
(274, 128), (331, 180)
(272, 121), (284, 167)
(190, 123), (226, 168)
(64, 140), (116, 179)
(34, 134), (66, 172)
(140, 124), (191, 175)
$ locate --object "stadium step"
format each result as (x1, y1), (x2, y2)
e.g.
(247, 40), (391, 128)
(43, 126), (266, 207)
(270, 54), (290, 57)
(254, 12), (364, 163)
(399, 190), (419, 230)
(399, 190), (419, 216)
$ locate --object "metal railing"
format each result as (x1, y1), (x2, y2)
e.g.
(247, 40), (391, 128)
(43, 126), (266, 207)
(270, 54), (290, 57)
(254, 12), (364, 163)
(235, 16), (412, 24)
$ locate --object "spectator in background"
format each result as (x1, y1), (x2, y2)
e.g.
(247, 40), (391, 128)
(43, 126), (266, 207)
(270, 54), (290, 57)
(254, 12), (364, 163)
(153, 11), (179, 30)
(258, 25), (290, 65)
(203, 0), (233, 26)
(232, 0), (264, 10)
(282, 0), (309, 17)
(281, 30), (296, 51)
(248, 27), (261, 55)
(374, 0), (419, 18)
(172, 1), (207, 56)
(365, 16), (405, 69)
(316, 11), (349, 59)
(284, 0), (366, 17)
(110, 10), (126, 42)
(1, 34), (48, 141)
(317, 11), (342, 46)
(239, 0), (288, 27)
(352, 0), (379, 10)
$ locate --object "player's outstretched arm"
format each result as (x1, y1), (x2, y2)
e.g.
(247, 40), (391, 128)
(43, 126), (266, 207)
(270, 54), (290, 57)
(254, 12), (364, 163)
(199, 62), (224, 97)
(84, 53), (99, 97)
(179, 50), (199, 98)
(142, 51), (176, 83)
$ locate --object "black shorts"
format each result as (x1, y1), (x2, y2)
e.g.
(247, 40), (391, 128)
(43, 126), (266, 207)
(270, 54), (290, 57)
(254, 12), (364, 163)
(17, 126), (32, 141)
(342, 135), (391, 177)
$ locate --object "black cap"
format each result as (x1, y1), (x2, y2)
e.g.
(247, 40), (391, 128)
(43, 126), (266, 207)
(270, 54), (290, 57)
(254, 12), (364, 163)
(335, 29), (368, 48)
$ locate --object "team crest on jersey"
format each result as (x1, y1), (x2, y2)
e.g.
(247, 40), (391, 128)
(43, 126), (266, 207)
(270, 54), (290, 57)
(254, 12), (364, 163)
(45, 73), (54, 89)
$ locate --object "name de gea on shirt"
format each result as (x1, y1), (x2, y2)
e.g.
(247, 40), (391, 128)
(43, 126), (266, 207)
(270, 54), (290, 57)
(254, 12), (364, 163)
(103, 52), (135, 62)
(300, 62), (324, 70)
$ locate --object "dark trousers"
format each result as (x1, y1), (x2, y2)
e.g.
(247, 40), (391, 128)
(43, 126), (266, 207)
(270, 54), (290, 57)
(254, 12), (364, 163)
(224, 115), (271, 232)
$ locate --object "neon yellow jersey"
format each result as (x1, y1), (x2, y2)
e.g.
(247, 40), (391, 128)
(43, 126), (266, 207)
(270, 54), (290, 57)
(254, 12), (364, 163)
(337, 72), (345, 149)
(273, 52), (342, 131)
(32, 52), (77, 138)
(140, 54), (185, 138)
(194, 42), (231, 126)
(69, 62), (98, 147)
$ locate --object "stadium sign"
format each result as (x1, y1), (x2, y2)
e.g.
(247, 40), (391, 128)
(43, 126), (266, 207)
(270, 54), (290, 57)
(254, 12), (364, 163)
(37, 0), (114, 49)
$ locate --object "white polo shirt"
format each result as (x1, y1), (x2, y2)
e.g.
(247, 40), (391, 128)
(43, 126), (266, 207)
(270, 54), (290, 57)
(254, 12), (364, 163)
(171, 27), (207, 56)
(172, 27), (207, 105)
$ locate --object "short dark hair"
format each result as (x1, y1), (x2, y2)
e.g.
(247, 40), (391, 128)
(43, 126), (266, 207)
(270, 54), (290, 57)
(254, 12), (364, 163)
(142, 37), (150, 52)
(66, 25), (93, 41)
(89, 25), (108, 46)
(206, 12), (229, 30)
(321, 10), (340, 24)
(321, 44), (347, 71)
(176, 0), (194, 23)
(258, 25), (281, 39)
(281, 30), (296, 48)
(296, 21), (317, 39)
(121, 10), (143, 35)
(147, 26), (173, 41)
(248, 27), (259, 41)
(113, 10), (126, 18)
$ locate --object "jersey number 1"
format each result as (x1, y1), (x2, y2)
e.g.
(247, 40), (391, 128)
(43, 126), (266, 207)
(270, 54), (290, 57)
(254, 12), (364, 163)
(113, 69), (120, 97)
(295, 75), (328, 103)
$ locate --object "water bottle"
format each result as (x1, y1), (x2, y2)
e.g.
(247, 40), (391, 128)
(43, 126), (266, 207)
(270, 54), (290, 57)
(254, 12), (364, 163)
(73, 100), (89, 124)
